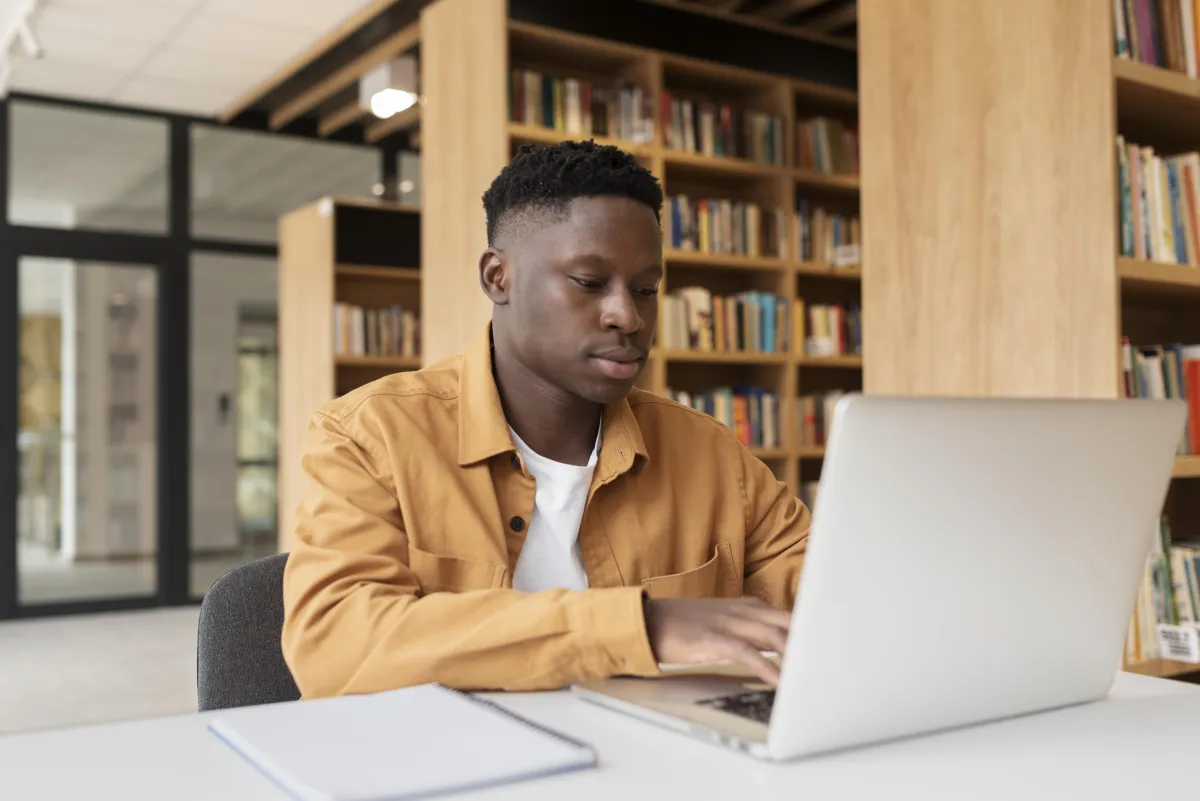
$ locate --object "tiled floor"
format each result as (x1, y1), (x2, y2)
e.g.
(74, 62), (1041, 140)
(0, 607), (200, 735)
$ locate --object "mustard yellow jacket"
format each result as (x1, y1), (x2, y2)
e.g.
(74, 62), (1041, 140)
(282, 327), (811, 697)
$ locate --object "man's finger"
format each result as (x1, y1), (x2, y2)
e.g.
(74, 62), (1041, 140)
(724, 617), (788, 655)
(727, 599), (792, 630)
(715, 637), (782, 687)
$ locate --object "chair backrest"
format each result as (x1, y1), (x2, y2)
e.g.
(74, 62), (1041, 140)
(197, 553), (301, 711)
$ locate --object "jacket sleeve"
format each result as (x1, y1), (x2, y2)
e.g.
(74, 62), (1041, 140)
(281, 412), (661, 698)
(739, 443), (812, 610)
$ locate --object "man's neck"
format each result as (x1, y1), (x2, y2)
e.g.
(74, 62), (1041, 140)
(492, 342), (601, 467)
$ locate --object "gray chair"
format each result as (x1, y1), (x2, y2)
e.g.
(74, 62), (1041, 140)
(197, 553), (301, 711)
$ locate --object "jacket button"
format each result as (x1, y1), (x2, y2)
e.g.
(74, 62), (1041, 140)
(509, 516), (525, 532)
(510, 453), (521, 470)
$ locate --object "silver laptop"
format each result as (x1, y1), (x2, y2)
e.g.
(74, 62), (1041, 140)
(573, 394), (1186, 761)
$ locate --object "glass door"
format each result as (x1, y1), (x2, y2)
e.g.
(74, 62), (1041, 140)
(16, 256), (160, 606)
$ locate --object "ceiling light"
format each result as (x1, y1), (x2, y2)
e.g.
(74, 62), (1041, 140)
(360, 55), (419, 120)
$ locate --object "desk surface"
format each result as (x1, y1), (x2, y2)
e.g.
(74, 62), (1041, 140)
(2, 672), (1198, 801)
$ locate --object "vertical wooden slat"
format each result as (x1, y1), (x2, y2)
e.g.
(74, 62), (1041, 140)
(420, 0), (510, 365)
(859, 0), (1118, 398)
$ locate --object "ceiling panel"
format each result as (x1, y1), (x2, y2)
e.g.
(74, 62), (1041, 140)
(6, 0), (384, 116)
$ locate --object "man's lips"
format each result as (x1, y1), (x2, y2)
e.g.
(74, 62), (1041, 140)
(590, 352), (645, 380)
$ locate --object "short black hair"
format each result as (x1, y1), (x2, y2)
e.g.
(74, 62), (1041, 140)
(482, 140), (663, 245)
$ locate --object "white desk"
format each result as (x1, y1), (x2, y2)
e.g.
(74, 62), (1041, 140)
(2, 672), (1198, 801)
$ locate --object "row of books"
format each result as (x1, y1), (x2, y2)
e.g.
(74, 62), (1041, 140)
(799, 390), (844, 447)
(661, 289), (792, 354)
(1114, 0), (1200, 76)
(1126, 516), (1200, 663)
(1116, 137), (1200, 266)
(796, 199), (861, 266)
(1121, 339), (1200, 454)
(664, 195), (788, 258)
(508, 70), (654, 144)
(659, 288), (863, 358)
(660, 93), (786, 165)
(667, 387), (781, 449)
(333, 303), (420, 358)
(796, 116), (859, 176)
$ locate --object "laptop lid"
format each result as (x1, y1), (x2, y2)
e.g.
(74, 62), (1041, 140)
(768, 395), (1186, 760)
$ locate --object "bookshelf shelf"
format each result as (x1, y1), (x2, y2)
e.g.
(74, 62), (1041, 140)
(797, 355), (863, 368)
(793, 168), (860, 192)
(793, 78), (858, 107)
(655, 348), (790, 365)
(1175, 456), (1200, 479)
(1125, 658), (1200, 678)
(335, 355), (422, 369)
(336, 265), (421, 281)
(794, 262), (861, 280)
(1113, 58), (1200, 146)
(664, 250), (788, 272)
(663, 149), (783, 180)
(506, 123), (653, 156)
(1117, 257), (1200, 298)
(796, 445), (826, 459)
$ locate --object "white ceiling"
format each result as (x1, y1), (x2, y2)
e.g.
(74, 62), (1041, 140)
(6, 0), (383, 115)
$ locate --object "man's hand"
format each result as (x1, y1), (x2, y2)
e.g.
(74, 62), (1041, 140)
(642, 597), (791, 686)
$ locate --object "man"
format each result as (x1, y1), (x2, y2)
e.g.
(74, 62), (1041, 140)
(283, 141), (811, 698)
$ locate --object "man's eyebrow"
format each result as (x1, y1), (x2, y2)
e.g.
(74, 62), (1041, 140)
(564, 254), (663, 275)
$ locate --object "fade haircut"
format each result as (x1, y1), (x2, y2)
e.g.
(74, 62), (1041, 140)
(481, 140), (663, 246)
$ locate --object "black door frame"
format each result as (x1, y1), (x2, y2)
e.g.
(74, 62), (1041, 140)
(0, 92), (397, 619)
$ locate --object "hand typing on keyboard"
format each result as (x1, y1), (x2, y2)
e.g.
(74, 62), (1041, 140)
(642, 597), (790, 686)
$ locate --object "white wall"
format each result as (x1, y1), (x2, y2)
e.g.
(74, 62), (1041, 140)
(190, 253), (277, 553)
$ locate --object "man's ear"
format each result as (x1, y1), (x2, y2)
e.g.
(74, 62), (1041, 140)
(479, 247), (510, 305)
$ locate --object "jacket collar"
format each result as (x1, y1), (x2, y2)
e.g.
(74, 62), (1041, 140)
(456, 324), (649, 474)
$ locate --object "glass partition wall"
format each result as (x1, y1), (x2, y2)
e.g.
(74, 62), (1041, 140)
(0, 94), (416, 617)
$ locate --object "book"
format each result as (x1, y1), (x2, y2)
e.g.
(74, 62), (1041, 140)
(1116, 138), (1200, 267)
(665, 195), (787, 258)
(795, 116), (858, 175)
(668, 386), (781, 449)
(795, 197), (860, 266)
(334, 303), (419, 358)
(661, 91), (785, 165)
(1116, 0), (1200, 76)
(660, 288), (791, 353)
(509, 69), (653, 143)
(797, 300), (862, 357)
(208, 684), (596, 801)
(1121, 338), (1200, 454)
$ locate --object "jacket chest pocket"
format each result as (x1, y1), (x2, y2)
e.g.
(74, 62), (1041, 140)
(409, 545), (507, 595)
(641, 543), (741, 599)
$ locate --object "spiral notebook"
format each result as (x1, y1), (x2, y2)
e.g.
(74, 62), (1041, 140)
(208, 684), (596, 801)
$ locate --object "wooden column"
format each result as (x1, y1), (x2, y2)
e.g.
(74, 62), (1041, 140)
(419, 0), (509, 364)
(859, 0), (1118, 398)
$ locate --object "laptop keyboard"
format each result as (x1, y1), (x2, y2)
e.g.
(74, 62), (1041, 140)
(696, 690), (776, 724)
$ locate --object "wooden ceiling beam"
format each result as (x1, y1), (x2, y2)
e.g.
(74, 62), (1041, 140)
(317, 101), (368, 137)
(218, 0), (401, 123)
(753, 0), (830, 23)
(806, 2), (857, 32)
(363, 104), (421, 144)
(268, 21), (420, 131)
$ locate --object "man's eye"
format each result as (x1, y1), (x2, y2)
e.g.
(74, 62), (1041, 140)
(637, 286), (660, 297)
(571, 277), (604, 290)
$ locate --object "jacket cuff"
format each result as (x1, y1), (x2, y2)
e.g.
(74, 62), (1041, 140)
(583, 587), (662, 677)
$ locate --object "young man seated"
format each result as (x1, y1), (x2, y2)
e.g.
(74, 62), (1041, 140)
(282, 141), (811, 697)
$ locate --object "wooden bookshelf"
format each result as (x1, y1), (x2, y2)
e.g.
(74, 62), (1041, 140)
(278, 198), (421, 550)
(1125, 658), (1200, 679)
(655, 349), (791, 365)
(453, 15), (860, 494)
(1112, 34), (1200, 671)
(1176, 456), (1200, 479)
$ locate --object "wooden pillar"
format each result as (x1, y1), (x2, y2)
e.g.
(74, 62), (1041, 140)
(419, 0), (509, 364)
(859, 0), (1118, 398)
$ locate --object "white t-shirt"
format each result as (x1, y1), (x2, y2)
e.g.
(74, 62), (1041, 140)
(509, 426), (598, 593)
